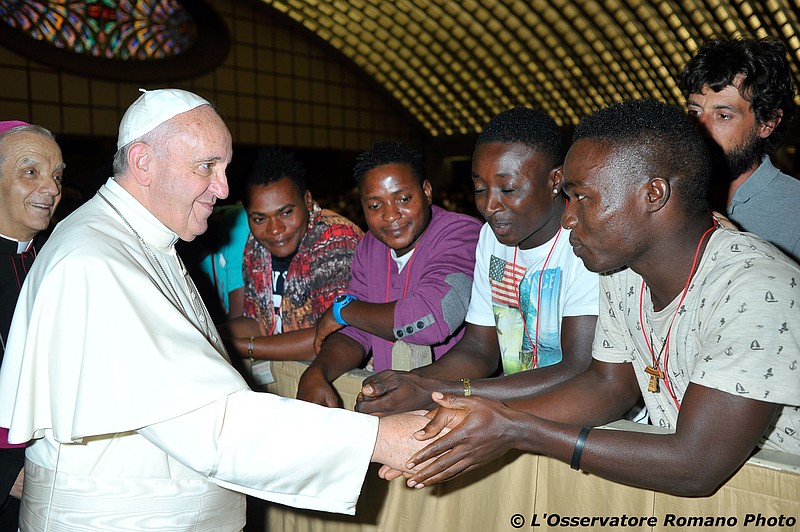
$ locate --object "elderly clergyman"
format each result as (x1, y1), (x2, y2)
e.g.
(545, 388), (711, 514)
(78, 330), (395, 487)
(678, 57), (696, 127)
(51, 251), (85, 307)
(0, 120), (64, 532)
(0, 89), (431, 531)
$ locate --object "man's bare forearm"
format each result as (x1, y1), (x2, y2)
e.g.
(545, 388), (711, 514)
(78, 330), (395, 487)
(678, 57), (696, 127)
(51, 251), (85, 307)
(413, 325), (500, 380)
(308, 333), (367, 381)
(336, 300), (397, 341)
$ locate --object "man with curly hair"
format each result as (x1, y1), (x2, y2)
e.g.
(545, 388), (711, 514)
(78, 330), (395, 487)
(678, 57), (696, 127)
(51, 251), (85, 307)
(680, 35), (800, 261)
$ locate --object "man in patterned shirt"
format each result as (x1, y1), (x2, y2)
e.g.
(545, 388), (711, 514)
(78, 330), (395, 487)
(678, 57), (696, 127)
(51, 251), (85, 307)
(400, 100), (799, 497)
(225, 147), (362, 377)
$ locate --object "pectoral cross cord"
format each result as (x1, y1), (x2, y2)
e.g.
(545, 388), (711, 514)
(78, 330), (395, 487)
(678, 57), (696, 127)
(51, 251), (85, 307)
(637, 220), (717, 410)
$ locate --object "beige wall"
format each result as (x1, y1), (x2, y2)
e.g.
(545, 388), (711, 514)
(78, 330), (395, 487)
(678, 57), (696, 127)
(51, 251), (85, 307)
(0, 0), (424, 151)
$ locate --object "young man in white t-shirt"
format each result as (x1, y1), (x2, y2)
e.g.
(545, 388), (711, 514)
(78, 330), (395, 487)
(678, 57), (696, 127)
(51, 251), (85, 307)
(356, 108), (599, 415)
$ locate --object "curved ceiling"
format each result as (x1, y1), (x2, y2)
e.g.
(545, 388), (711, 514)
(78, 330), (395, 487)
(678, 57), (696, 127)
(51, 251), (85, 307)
(263, 0), (800, 137)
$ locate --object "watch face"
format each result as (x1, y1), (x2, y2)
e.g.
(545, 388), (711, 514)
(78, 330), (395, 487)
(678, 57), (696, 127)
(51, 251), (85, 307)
(335, 294), (348, 302)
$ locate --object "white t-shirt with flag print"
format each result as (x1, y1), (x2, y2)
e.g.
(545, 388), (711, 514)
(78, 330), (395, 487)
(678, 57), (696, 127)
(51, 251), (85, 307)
(466, 223), (599, 375)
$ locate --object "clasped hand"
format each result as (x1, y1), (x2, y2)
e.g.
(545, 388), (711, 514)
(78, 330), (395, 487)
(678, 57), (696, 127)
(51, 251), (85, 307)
(378, 392), (522, 488)
(357, 370), (441, 415)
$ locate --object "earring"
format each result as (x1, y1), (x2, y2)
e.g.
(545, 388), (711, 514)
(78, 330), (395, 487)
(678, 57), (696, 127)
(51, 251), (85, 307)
(553, 188), (559, 194)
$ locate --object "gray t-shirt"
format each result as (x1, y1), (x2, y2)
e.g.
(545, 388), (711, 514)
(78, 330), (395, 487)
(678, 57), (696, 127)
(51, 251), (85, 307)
(593, 228), (800, 454)
(728, 156), (800, 262)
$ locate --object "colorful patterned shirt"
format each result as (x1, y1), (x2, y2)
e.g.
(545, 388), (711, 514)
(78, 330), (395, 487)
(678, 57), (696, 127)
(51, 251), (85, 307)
(243, 203), (362, 334)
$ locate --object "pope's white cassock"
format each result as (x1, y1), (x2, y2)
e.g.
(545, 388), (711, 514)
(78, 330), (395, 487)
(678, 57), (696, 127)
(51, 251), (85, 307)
(0, 178), (378, 531)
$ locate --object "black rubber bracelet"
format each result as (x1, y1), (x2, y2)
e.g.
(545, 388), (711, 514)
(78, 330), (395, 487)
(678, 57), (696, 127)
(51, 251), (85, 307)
(570, 426), (592, 470)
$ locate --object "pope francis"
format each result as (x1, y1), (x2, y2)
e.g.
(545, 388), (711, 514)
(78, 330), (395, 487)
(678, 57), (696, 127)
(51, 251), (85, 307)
(0, 88), (431, 531)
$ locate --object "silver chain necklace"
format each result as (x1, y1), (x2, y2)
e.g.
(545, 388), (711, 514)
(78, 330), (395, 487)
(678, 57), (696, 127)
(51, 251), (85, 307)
(97, 190), (193, 324)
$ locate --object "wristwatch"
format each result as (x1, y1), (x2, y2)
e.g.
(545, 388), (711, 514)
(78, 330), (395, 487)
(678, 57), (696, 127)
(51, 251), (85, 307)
(332, 294), (358, 326)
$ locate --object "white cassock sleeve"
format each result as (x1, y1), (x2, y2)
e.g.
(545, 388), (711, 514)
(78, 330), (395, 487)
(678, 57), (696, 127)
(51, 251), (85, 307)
(140, 389), (379, 514)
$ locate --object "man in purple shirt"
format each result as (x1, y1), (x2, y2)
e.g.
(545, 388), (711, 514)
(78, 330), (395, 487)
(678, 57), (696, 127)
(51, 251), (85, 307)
(297, 141), (482, 408)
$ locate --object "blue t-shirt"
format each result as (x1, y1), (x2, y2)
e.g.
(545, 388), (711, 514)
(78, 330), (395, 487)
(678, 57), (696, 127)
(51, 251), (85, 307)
(199, 204), (250, 313)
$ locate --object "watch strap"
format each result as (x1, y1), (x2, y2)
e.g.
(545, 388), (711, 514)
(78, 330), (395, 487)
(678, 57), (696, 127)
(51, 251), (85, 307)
(333, 294), (357, 326)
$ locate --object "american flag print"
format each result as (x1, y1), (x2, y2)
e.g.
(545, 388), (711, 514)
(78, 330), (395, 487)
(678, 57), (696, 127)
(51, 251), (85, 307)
(489, 255), (526, 307)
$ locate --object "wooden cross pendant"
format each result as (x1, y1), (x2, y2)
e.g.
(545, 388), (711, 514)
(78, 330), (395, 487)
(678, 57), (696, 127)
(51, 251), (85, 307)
(645, 365), (665, 393)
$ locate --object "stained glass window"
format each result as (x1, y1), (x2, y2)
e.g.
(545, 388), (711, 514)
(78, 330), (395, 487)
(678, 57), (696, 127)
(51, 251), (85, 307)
(0, 0), (196, 60)
(0, 0), (227, 80)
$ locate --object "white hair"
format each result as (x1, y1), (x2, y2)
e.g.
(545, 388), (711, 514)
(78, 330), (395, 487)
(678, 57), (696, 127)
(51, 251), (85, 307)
(0, 125), (56, 170)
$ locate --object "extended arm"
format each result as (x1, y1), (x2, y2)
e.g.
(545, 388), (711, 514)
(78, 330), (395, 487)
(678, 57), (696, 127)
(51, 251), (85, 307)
(355, 323), (500, 414)
(140, 387), (445, 514)
(334, 299), (397, 341)
(314, 300), (397, 353)
(297, 332), (366, 407)
(222, 314), (317, 361)
(356, 315), (596, 415)
(407, 361), (778, 496)
(230, 327), (316, 361)
(452, 314), (596, 401)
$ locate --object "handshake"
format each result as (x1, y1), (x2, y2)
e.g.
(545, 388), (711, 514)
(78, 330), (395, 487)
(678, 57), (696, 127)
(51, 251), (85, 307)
(369, 391), (451, 490)
(369, 390), (519, 489)
(298, 368), (527, 489)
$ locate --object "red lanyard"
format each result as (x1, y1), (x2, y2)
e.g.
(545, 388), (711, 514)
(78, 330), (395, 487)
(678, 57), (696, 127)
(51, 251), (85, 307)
(386, 247), (417, 302)
(639, 220), (717, 410)
(513, 226), (563, 369)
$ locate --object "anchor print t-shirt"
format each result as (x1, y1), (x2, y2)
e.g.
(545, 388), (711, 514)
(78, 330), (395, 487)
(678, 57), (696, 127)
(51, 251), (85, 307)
(593, 228), (800, 455)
